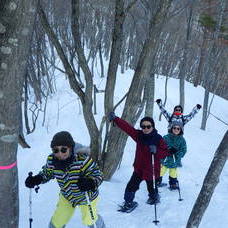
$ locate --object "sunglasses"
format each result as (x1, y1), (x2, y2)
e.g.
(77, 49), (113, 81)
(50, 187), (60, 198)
(141, 125), (152, 129)
(52, 147), (69, 154)
(173, 127), (181, 130)
(175, 109), (182, 112)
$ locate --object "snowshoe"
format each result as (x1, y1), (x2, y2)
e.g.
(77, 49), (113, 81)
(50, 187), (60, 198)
(157, 182), (167, 187)
(118, 201), (138, 213)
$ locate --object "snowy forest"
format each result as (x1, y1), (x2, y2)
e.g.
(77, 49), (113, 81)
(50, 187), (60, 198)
(0, 0), (228, 228)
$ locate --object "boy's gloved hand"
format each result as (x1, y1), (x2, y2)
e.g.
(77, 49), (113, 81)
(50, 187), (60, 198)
(77, 177), (96, 192)
(108, 112), (116, 121)
(156, 99), (161, 104)
(25, 173), (43, 188)
(196, 104), (202, 109)
(149, 145), (157, 154)
(169, 147), (178, 155)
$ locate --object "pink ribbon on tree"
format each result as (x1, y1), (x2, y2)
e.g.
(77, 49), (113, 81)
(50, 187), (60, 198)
(0, 161), (17, 170)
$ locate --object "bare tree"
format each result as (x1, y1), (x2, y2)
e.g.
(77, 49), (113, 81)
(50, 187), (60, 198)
(186, 130), (228, 228)
(0, 0), (38, 227)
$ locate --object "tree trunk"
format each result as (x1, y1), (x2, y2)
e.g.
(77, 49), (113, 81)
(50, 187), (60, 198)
(193, 32), (208, 87)
(178, 0), (195, 109)
(145, 72), (155, 117)
(159, 75), (169, 121)
(104, 0), (125, 115)
(186, 130), (228, 228)
(201, 89), (209, 130)
(0, 0), (37, 227)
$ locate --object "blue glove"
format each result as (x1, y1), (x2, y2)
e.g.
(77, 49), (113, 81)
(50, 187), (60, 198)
(149, 145), (157, 154)
(108, 112), (116, 121)
(196, 104), (202, 109)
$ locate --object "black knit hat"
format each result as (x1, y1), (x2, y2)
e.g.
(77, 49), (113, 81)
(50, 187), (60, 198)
(140, 116), (155, 128)
(173, 105), (183, 113)
(170, 121), (184, 135)
(50, 131), (75, 148)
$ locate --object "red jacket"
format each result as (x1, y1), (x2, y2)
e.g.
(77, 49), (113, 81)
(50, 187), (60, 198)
(114, 117), (169, 180)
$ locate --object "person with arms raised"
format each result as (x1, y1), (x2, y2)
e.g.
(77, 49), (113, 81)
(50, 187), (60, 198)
(155, 99), (201, 132)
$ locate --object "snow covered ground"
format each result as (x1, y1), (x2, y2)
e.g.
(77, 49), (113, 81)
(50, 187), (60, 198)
(18, 71), (228, 228)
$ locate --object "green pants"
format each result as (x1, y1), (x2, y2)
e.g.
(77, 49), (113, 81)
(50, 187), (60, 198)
(51, 194), (99, 228)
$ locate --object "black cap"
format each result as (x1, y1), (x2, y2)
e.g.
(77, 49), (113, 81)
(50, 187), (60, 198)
(173, 105), (183, 113)
(140, 116), (155, 128)
(50, 131), (75, 148)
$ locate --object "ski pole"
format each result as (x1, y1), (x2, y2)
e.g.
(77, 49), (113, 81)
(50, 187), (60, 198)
(29, 188), (33, 228)
(177, 180), (183, 201)
(85, 191), (97, 228)
(28, 172), (33, 228)
(151, 154), (159, 225)
(28, 172), (40, 228)
(172, 156), (183, 201)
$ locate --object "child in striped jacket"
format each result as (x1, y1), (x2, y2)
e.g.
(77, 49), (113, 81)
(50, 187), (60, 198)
(25, 131), (105, 228)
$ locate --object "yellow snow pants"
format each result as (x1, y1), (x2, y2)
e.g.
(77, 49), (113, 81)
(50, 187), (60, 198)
(51, 194), (98, 228)
(160, 165), (178, 178)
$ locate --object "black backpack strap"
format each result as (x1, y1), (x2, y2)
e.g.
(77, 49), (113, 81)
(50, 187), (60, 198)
(181, 115), (185, 125)
(169, 114), (173, 123)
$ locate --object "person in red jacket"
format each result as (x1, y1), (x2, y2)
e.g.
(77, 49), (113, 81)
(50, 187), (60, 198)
(108, 112), (171, 211)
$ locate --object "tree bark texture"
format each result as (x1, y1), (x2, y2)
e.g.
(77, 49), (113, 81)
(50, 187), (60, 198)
(104, 0), (125, 115)
(144, 72), (155, 117)
(0, 1), (37, 227)
(201, 89), (209, 130)
(186, 130), (228, 228)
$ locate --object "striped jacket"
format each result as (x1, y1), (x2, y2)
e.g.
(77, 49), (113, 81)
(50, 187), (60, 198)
(157, 103), (200, 131)
(39, 151), (103, 207)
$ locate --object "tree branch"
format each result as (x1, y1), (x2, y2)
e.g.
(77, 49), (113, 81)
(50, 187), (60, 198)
(37, 1), (85, 102)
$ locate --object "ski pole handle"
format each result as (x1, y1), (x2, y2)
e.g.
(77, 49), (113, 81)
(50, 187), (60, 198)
(28, 172), (40, 193)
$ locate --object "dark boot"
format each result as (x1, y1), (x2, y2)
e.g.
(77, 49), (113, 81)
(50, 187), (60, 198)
(147, 192), (160, 205)
(156, 177), (163, 187)
(169, 176), (179, 190)
(124, 191), (135, 203)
